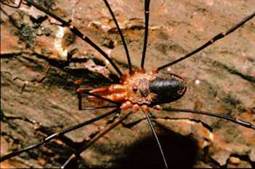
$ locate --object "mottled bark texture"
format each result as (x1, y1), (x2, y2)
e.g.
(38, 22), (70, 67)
(1, 0), (255, 168)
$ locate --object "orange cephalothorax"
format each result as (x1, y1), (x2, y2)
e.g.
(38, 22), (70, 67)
(90, 70), (157, 105)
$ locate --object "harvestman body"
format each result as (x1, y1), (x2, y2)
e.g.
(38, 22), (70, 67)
(1, 0), (255, 168)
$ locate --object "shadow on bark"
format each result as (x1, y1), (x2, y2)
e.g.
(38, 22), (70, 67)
(119, 130), (199, 169)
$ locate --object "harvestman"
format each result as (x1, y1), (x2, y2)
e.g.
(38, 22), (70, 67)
(1, 0), (255, 168)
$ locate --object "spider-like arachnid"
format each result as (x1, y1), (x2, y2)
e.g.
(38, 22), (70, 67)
(1, 0), (255, 168)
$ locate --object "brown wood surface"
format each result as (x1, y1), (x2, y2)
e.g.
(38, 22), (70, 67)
(1, 0), (255, 168)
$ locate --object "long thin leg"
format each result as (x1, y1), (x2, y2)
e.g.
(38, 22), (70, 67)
(157, 11), (255, 71)
(103, 0), (132, 74)
(163, 107), (255, 130)
(0, 108), (119, 162)
(25, 0), (123, 77)
(145, 112), (168, 169)
(61, 111), (132, 169)
(140, 0), (151, 70)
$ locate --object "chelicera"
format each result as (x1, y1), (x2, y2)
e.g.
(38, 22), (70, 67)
(1, 0), (255, 169)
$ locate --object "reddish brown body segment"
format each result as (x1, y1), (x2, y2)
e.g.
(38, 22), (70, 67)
(89, 69), (157, 110)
